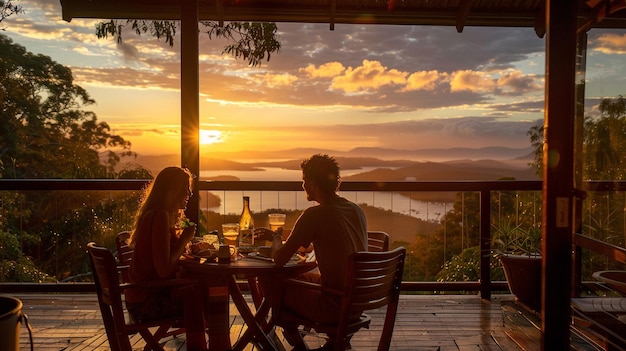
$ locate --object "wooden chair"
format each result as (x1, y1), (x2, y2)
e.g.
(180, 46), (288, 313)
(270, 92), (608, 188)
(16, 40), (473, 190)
(571, 297), (626, 350)
(116, 231), (133, 265)
(367, 231), (390, 252)
(115, 231), (133, 283)
(252, 231), (390, 313)
(274, 246), (406, 351)
(87, 242), (190, 351)
(295, 231), (390, 339)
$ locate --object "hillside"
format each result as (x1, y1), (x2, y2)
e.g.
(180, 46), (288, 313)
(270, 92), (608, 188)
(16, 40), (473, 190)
(128, 148), (538, 181)
(199, 145), (534, 163)
(343, 160), (538, 181)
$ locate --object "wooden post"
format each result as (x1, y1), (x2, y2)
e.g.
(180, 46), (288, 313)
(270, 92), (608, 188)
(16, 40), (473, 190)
(181, 0), (200, 224)
(542, 0), (577, 349)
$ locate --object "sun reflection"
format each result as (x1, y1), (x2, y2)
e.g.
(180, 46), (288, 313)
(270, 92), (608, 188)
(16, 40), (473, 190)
(199, 129), (223, 145)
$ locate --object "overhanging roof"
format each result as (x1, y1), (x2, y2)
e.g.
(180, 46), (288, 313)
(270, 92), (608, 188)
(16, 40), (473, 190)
(60, 0), (626, 38)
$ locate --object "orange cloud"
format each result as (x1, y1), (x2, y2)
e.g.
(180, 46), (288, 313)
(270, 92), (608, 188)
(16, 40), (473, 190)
(301, 62), (346, 78)
(255, 73), (298, 88)
(496, 70), (542, 95)
(330, 60), (407, 93)
(450, 70), (496, 93)
(402, 70), (446, 91)
(593, 33), (626, 54)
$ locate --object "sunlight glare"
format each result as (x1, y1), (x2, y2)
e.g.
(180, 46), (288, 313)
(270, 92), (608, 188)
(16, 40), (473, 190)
(200, 129), (223, 145)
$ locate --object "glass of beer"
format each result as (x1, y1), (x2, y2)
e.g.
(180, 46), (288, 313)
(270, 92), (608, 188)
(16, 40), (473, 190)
(268, 213), (286, 232)
(222, 223), (240, 247)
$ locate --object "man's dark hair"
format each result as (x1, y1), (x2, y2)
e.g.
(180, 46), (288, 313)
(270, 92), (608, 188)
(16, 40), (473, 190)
(300, 154), (340, 193)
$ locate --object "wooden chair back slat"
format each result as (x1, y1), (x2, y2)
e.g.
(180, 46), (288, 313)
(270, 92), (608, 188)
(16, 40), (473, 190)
(367, 231), (390, 252)
(115, 231), (133, 283)
(87, 242), (185, 351)
(275, 246), (405, 351)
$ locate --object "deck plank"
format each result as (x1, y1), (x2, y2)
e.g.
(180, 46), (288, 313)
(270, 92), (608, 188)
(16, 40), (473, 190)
(9, 293), (580, 350)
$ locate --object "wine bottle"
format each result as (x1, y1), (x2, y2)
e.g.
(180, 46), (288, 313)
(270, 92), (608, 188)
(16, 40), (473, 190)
(239, 196), (255, 246)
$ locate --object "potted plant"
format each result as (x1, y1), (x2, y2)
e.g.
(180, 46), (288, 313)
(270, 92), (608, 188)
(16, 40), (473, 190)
(492, 221), (542, 312)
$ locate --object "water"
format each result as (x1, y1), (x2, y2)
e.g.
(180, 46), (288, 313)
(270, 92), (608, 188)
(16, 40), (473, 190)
(200, 168), (452, 221)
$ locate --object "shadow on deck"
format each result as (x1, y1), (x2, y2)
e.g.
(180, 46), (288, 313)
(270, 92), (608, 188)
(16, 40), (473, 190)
(11, 293), (589, 351)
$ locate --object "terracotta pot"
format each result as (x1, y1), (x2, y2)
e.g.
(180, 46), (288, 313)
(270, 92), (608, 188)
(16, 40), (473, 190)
(497, 254), (542, 312)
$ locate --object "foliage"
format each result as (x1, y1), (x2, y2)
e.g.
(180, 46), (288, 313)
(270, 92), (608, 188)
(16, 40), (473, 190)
(95, 20), (281, 67)
(527, 123), (544, 178)
(436, 246), (506, 282)
(0, 35), (157, 280)
(529, 95), (626, 181)
(491, 220), (541, 257)
(204, 22), (281, 67)
(526, 95), (626, 273)
(0, 229), (52, 282)
(419, 192), (480, 280)
(435, 186), (542, 282)
(0, 34), (136, 178)
(584, 95), (626, 180)
(0, 0), (22, 25)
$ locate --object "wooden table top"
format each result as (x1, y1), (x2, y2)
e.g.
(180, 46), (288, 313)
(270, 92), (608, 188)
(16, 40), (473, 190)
(179, 253), (317, 276)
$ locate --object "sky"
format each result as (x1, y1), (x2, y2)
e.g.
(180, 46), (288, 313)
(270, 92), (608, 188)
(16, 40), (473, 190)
(3, 0), (626, 159)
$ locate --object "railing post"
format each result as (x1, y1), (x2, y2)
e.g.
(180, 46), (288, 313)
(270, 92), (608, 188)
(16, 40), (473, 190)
(480, 189), (491, 299)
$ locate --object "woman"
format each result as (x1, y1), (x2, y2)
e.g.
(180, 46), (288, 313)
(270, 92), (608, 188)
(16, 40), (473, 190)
(125, 166), (206, 350)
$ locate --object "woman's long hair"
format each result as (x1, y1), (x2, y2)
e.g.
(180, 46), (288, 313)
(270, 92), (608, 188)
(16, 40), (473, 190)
(129, 166), (193, 246)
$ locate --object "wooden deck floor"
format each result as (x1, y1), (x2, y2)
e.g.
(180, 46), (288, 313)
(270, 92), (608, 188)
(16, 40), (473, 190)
(10, 293), (584, 351)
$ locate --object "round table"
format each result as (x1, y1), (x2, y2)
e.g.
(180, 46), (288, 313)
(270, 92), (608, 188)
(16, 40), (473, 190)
(179, 254), (317, 351)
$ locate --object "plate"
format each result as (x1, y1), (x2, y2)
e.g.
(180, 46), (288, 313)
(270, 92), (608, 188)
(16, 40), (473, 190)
(238, 246), (257, 254)
(184, 249), (217, 260)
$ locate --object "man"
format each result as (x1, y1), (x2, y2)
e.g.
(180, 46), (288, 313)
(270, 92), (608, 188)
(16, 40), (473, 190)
(257, 154), (368, 349)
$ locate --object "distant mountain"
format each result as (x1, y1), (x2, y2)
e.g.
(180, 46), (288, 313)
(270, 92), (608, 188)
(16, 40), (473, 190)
(253, 157), (416, 171)
(344, 146), (534, 162)
(126, 145), (538, 180)
(343, 159), (538, 181)
(203, 146), (534, 163)
(128, 155), (264, 176)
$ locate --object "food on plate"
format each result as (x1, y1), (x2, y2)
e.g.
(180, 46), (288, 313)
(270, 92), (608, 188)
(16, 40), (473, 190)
(191, 241), (215, 257)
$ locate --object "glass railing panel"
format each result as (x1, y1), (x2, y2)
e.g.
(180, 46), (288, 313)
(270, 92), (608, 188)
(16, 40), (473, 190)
(579, 189), (626, 280)
(0, 189), (141, 283)
(0, 180), (568, 295)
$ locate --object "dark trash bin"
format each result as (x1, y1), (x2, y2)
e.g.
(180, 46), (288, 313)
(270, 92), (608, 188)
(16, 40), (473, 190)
(0, 295), (33, 351)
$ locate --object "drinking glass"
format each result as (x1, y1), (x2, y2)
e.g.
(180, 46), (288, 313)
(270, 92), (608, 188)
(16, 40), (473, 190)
(268, 213), (286, 232)
(222, 223), (240, 247)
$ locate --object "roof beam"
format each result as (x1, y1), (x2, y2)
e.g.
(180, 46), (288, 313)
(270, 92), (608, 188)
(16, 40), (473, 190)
(330, 0), (336, 31)
(456, 0), (473, 33)
(59, 0), (626, 31)
(59, 0), (543, 28)
(580, 0), (626, 33)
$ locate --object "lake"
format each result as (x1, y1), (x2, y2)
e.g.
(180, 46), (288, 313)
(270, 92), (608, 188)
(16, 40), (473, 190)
(200, 167), (453, 221)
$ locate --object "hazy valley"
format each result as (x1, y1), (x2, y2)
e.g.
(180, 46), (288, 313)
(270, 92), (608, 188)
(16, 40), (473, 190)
(131, 146), (539, 181)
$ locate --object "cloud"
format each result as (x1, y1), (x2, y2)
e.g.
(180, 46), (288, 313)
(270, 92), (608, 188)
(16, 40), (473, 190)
(450, 70), (496, 93)
(282, 117), (542, 150)
(254, 73), (298, 88)
(116, 42), (141, 61)
(12, 2), (626, 156)
(71, 67), (180, 91)
(488, 100), (545, 113)
(330, 59), (407, 93)
(592, 32), (626, 54)
(301, 62), (346, 78)
(5, 5), (547, 115)
(402, 70), (447, 91)
(449, 69), (542, 96)
(496, 70), (543, 95)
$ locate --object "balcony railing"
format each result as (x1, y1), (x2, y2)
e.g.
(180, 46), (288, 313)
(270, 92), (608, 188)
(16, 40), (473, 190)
(0, 179), (625, 298)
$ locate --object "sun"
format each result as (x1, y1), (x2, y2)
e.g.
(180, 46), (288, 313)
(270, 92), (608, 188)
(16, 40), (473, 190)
(199, 129), (223, 145)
